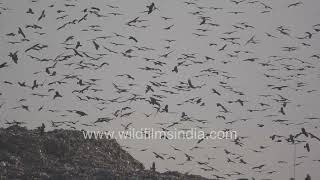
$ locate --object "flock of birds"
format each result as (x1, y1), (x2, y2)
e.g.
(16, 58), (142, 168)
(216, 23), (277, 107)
(0, 0), (319, 179)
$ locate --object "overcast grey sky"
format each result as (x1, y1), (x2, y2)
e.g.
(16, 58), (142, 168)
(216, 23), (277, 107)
(0, 0), (320, 179)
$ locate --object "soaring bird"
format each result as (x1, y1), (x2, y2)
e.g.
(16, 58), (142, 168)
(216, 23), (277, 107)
(279, 107), (285, 115)
(53, 91), (62, 99)
(8, 51), (18, 64)
(74, 110), (88, 117)
(146, 2), (157, 14)
(185, 153), (194, 161)
(31, 80), (39, 90)
(128, 36), (138, 43)
(18, 27), (26, 38)
(304, 143), (310, 152)
(217, 103), (229, 113)
(92, 40), (100, 50)
(187, 79), (203, 89)
(38, 10), (46, 21)
(95, 117), (113, 123)
(26, 8), (34, 14)
(301, 128), (308, 137)
(172, 66), (178, 73)
(121, 122), (132, 130)
(0, 62), (8, 69)
(212, 88), (221, 96)
(153, 152), (164, 159)
(288, 1), (303, 8)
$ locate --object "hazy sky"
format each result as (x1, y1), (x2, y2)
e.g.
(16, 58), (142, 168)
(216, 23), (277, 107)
(0, 0), (320, 179)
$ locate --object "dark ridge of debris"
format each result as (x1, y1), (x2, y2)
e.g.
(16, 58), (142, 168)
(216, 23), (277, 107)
(0, 125), (210, 180)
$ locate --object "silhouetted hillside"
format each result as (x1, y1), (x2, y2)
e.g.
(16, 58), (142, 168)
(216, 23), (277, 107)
(0, 125), (210, 180)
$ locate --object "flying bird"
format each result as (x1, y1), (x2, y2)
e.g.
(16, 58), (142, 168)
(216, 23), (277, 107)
(8, 51), (18, 64)
(38, 10), (46, 21)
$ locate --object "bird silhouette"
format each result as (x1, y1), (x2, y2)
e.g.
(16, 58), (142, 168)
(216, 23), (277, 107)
(53, 91), (62, 99)
(8, 51), (18, 64)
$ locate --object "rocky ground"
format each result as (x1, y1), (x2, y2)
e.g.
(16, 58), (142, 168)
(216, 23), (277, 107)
(0, 125), (210, 180)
